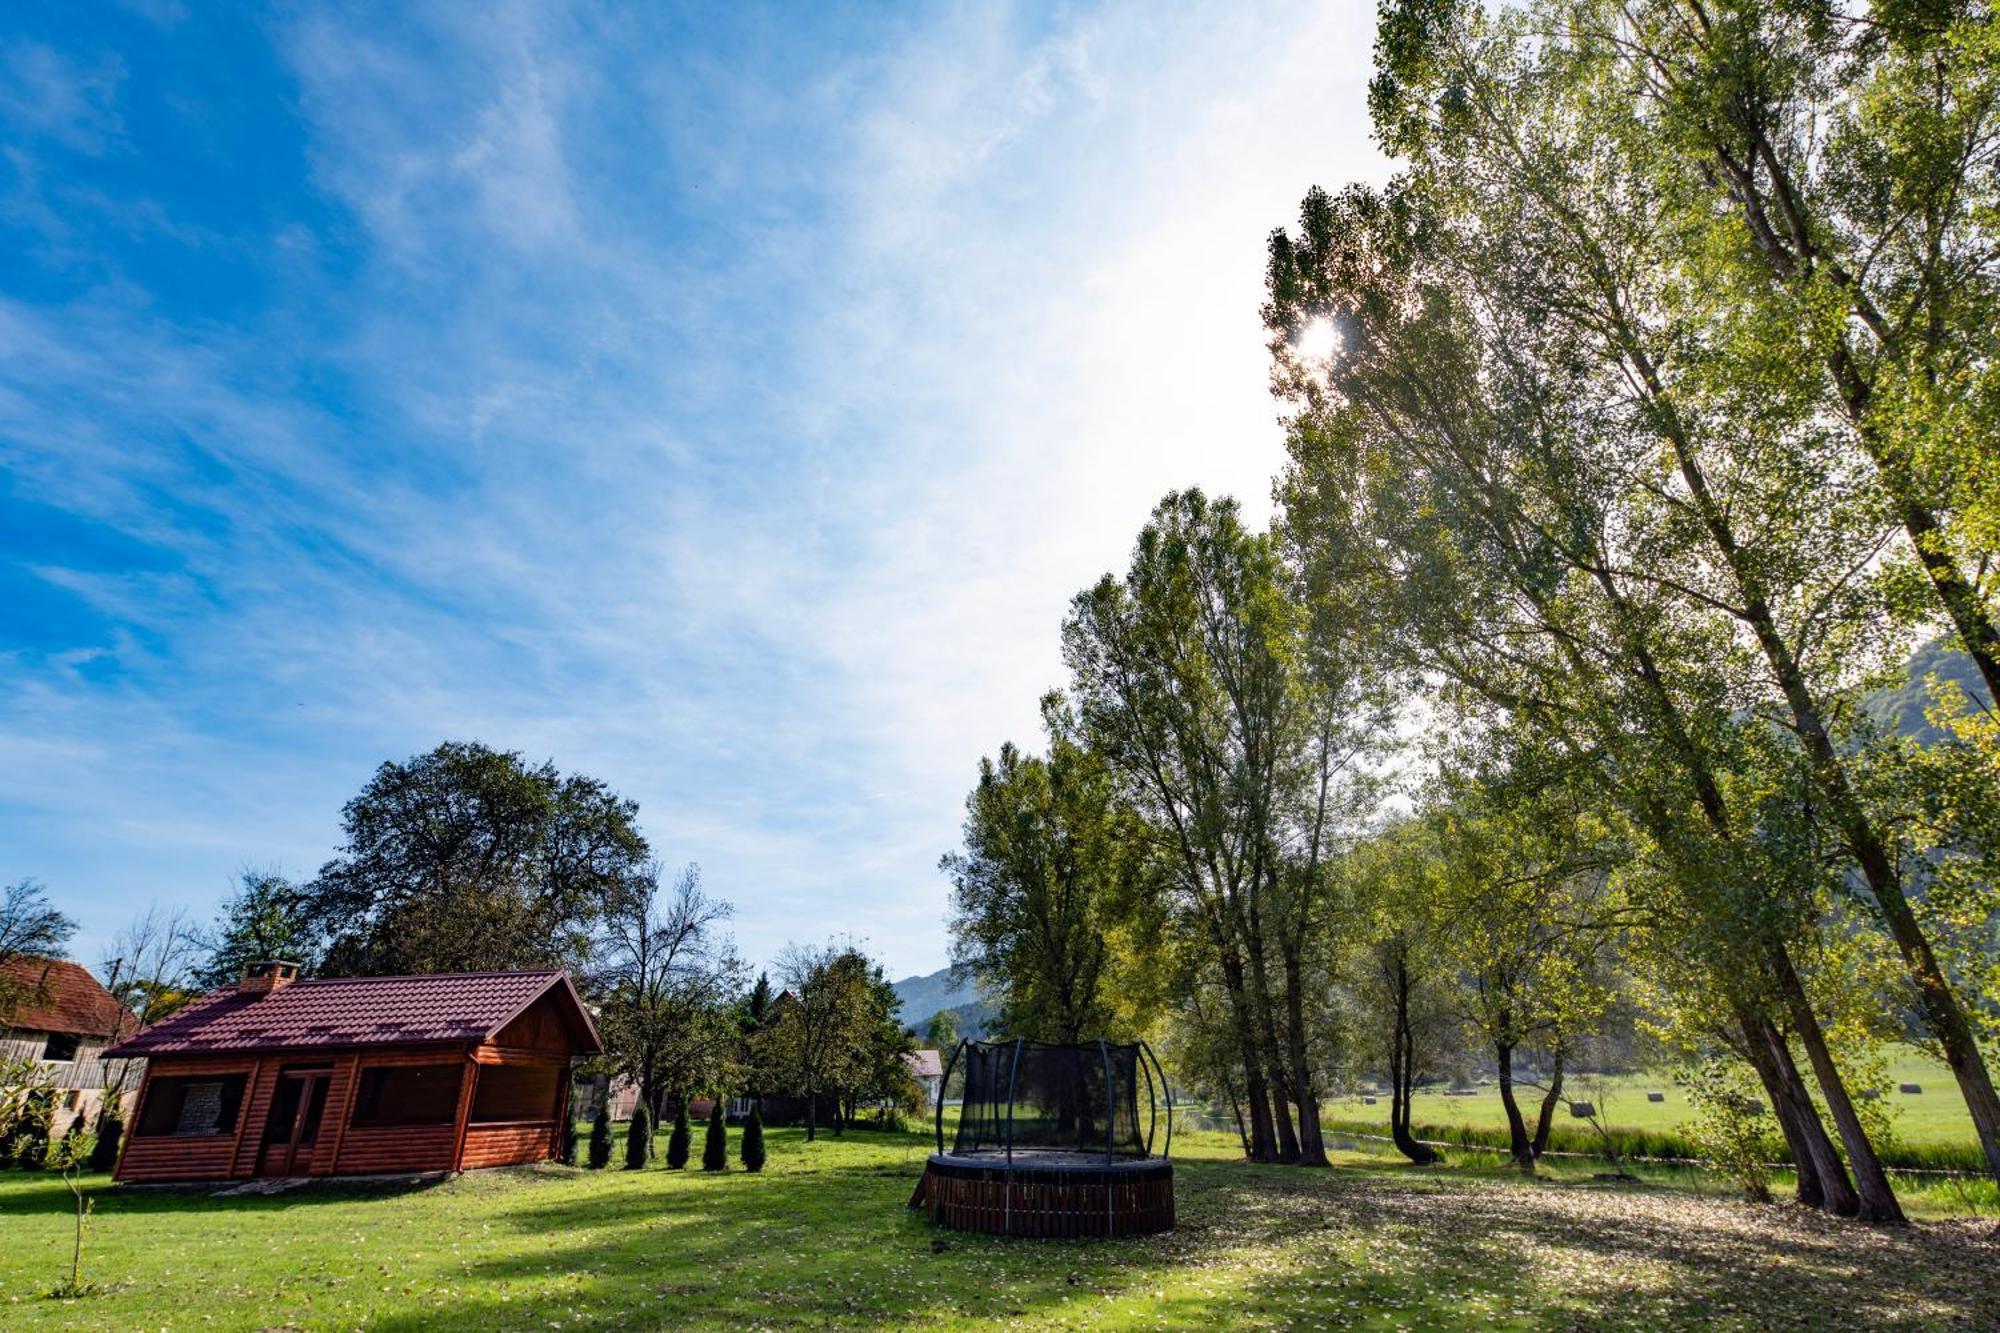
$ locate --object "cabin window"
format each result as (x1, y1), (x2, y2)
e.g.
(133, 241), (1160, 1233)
(41, 1032), (80, 1062)
(349, 1064), (464, 1128)
(470, 1063), (561, 1123)
(136, 1075), (248, 1137)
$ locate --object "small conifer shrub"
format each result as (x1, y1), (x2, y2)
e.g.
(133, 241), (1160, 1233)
(587, 1107), (613, 1169)
(702, 1102), (727, 1171)
(666, 1105), (691, 1169)
(624, 1104), (652, 1169)
(741, 1105), (766, 1173)
(559, 1115), (579, 1166)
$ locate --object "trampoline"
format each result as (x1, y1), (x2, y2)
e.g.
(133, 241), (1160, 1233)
(914, 1039), (1174, 1238)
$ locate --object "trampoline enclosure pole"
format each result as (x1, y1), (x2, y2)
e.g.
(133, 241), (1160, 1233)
(1139, 1045), (1157, 1157)
(1140, 1040), (1173, 1160)
(1003, 1038), (1023, 1165)
(936, 1040), (963, 1156)
(1003, 1039), (1022, 1234)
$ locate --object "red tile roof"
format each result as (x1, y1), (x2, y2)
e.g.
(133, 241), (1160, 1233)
(105, 969), (601, 1058)
(1, 957), (132, 1039)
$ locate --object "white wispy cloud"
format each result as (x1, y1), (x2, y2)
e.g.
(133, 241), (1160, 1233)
(3, 0), (1384, 979)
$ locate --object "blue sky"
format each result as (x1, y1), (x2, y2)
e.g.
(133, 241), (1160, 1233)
(1, 1), (1382, 981)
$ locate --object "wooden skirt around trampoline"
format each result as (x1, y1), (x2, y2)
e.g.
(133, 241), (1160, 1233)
(915, 1151), (1174, 1237)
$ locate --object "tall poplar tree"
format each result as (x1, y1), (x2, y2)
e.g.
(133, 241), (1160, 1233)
(943, 696), (1156, 1043)
(1357, 0), (2000, 1194)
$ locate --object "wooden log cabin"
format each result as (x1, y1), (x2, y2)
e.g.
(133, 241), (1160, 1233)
(103, 962), (600, 1183)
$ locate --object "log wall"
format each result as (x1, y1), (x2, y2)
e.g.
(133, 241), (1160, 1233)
(116, 1041), (573, 1182)
(460, 1122), (556, 1169)
(114, 1056), (259, 1182)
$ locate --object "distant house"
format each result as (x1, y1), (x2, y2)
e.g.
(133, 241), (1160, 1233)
(0, 957), (141, 1126)
(104, 962), (601, 1183)
(906, 1048), (944, 1108)
(572, 1077), (734, 1124)
(562, 1070), (632, 1124)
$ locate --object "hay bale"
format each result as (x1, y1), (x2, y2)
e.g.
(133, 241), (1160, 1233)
(1362, 1096), (1377, 1106)
(1569, 1101), (1596, 1118)
(1899, 1082), (1922, 1095)
(1646, 1091), (1664, 1102)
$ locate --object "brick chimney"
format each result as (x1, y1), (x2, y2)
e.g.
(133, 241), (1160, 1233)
(240, 959), (301, 996)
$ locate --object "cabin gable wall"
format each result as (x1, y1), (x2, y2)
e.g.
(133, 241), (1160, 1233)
(491, 991), (584, 1054)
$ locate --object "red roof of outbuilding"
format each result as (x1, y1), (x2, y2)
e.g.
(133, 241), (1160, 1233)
(1, 957), (133, 1039)
(104, 969), (601, 1058)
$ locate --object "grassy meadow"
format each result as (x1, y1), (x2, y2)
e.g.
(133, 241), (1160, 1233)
(1, 1120), (1996, 1330)
(1346, 1048), (1972, 1146)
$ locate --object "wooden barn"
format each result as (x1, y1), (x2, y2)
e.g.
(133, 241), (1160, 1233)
(1, 956), (142, 1126)
(103, 962), (600, 1183)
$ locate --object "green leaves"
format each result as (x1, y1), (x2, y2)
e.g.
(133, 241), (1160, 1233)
(306, 741), (649, 978)
(941, 702), (1154, 1043)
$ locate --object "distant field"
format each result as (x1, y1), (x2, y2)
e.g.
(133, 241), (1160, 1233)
(1325, 1047), (1977, 1152)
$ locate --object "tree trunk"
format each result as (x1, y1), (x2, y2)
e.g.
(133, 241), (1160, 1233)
(1223, 1070), (1250, 1160)
(1531, 1047), (1564, 1159)
(1648, 368), (2000, 1195)
(1769, 947), (1903, 1223)
(1732, 1006), (1832, 1210)
(1871, 466), (2000, 706)
(1282, 944), (1329, 1166)
(1388, 952), (1440, 1165)
(1218, 943), (1279, 1162)
(1861, 877), (2000, 1188)
(805, 1085), (817, 1143)
(1243, 913), (1301, 1164)
(1496, 1038), (1534, 1172)
(1743, 562), (2000, 1189)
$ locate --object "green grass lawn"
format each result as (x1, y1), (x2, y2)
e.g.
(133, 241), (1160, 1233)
(1, 1124), (1995, 1329)
(1326, 1047), (1978, 1154)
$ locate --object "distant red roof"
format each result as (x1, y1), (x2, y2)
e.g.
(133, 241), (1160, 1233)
(1, 957), (133, 1039)
(105, 969), (601, 1059)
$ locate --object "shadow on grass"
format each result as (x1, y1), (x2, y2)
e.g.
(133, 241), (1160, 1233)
(7, 1137), (1995, 1329)
(0, 1172), (461, 1218)
(385, 1148), (1999, 1330)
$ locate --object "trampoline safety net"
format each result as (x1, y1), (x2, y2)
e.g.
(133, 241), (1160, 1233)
(949, 1039), (1158, 1159)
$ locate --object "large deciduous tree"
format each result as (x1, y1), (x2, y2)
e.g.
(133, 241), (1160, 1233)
(1333, 0), (2000, 1201)
(1062, 489), (1386, 1166)
(943, 695), (1157, 1043)
(1424, 768), (1620, 1170)
(192, 870), (318, 991)
(0, 881), (76, 1012)
(1265, 165), (1899, 1215)
(303, 741), (648, 977)
(758, 942), (910, 1142)
(592, 862), (742, 1122)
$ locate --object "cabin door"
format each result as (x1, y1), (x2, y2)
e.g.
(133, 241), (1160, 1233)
(260, 1069), (332, 1176)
